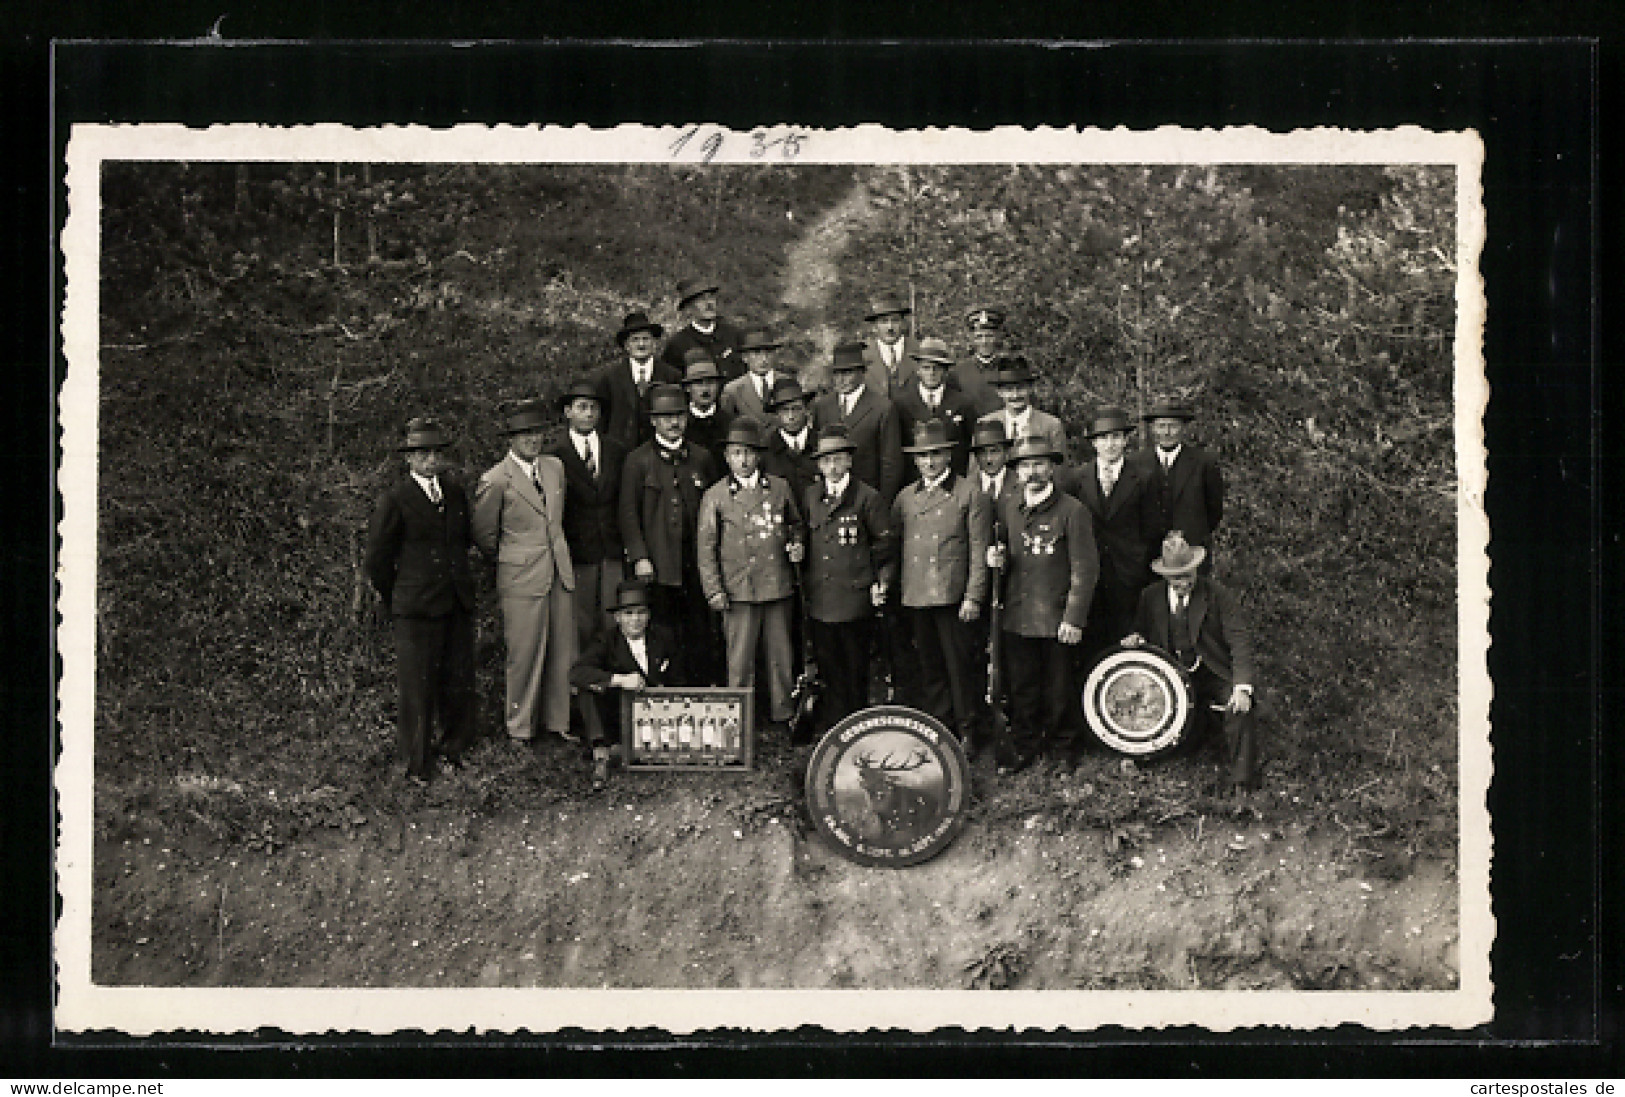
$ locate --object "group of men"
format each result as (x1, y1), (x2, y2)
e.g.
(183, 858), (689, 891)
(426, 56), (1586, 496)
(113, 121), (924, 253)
(363, 276), (1259, 796)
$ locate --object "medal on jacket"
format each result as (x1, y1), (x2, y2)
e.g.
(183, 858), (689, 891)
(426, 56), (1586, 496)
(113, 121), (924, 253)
(837, 514), (859, 546)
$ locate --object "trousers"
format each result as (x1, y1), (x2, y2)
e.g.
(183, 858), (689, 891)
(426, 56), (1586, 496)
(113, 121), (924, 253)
(1192, 666), (1261, 788)
(393, 609), (476, 776)
(572, 558), (624, 649)
(499, 578), (577, 740)
(808, 615), (874, 731)
(722, 597), (795, 723)
(652, 569), (724, 686)
(907, 605), (981, 738)
(1003, 631), (1086, 757)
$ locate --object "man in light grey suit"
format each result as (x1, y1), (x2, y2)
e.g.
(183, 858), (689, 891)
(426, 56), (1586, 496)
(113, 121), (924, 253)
(473, 399), (578, 747)
(719, 327), (785, 426)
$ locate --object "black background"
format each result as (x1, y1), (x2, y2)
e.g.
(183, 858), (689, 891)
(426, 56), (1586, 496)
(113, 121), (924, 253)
(3, 4), (1616, 1078)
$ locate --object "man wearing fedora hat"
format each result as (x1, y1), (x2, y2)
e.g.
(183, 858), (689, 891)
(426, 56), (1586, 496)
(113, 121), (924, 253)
(1074, 405), (1162, 660)
(971, 356), (1068, 477)
(551, 378), (626, 648)
(473, 399), (578, 749)
(1124, 533), (1259, 793)
(363, 417), (479, 784)
(679, 349), (734, 464)
(599, 309), (680, 453)
(802, 425), (896, 733)
(861, 291), (921, 398)
(570, 579), (682, 786)
(662, 275), (744, 381)
(894, 336), (978, 479)
(696, 418), (807, 734)
(1137, 397), (1225, 571)
(619, 383), (723, 685)
(950, 303), (1010, 417)
(810, 340), (905, 505)
(761, 377), (820, 506)
(720, 326), (787, 426)
(986, 434), (1098, 770)
(892, 419), (992, 752)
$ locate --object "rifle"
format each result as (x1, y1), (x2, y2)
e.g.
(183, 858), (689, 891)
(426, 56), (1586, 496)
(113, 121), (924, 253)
(986, 553), (1010, 750)
(788, 558), (823, 744)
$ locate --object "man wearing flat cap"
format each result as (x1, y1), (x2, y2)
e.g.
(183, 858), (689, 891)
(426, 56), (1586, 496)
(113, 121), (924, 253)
(680, 349), (734, 464)
(473, 400), (578, 749)
(810, 340), (906, 505)
(599, 309), (680, 453)
(662, 275), (744, 381)
(1074, 406), (1161, 660)
(720, 327), (787, 426)
(861, 291), (921, 399)
(1137, 397), (1225, 571)
(972, 356), (1068, 477)
(364, 417), (479, 785)
(950, 303), (1010, 417)
(551, 378), (626, 648)
(893, 336), (977, 480)
(696, 418), (807, 735)
(1125, 533), (1260, 794)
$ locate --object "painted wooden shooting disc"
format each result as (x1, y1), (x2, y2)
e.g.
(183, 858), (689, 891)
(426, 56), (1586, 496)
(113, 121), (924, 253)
(1082, 644), (1196, 758)
(804, 705), (970, 868)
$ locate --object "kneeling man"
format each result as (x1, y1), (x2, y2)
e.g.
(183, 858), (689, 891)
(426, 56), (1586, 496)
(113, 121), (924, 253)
(570, 580), (681, 785)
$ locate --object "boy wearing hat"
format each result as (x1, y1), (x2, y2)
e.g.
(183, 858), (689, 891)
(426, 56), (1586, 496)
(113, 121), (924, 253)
(987, 435), (1098, 770)
(473, 399), (578, 749)
(861, 291), (921, 398)
(570, 580), (682, 786)
(950, 304), (1010, 417)
(892, 419), (992, 752)
(810, 340), (905, 505)
(720, 327), (786, 426)
(619, 383), (724, 685)
(893, 336), (977, 479)
(599, 309), (680, 453)
(696, 418), (807, 733)
(1137, 397), (1225, 571)
(1074, 405), (1161, 658)
(802, 426), (896, 732)
(662, 275), (743, 380)
(1124, 533), (1259, 793)
(762, 377), (820, 506)
(551, 378), (626, 647)
(972, 356), (1068, 476)
(363, 417), (479, 784)
(680, 349), (734, 464)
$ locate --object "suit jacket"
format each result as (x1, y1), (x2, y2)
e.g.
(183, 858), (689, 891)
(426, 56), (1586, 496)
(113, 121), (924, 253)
(892, 381), (978, 478)
(1131, 577), (1254, 687)
(973, 467), (1014, 513)
(1139, 443), (1225, 549)
(570, 623), (683, 691)
(697, 473), (804, 604)
(597, 357), (682, 453)
(1072, 456), (1160, 594)
(552, 431), (625, 568)
(891, 472), (991, 609)
(809, 387), (905, 504)
(762, 426), (820, 507)
(996, 488), (1098, 637)
(971, 407), (1068, 476)
(662, 319), (744, 380)
(619, 439), (719, 586)
(862, 334), (921, 399)
(363, 475), (477, 617)
(683, 405), (733, 467)
(950, 355), (1006, 417)
(472, 452), (576, 598)
(720, 370), (785, 426)
(803, 477), (896, 623)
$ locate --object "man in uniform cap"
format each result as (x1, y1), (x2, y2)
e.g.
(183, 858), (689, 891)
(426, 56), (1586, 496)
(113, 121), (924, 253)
(987, 435), (1098, 771)
(619, 383), (724, 684)
(761, 377), (820, 506)
(696, 418), (807, 735)
(551, 378), (626, 648)
(570, 579), (683, 787)
(473, 399), (578, 750)
(950, 303), (1010, 417)
(1125, 533), (1259, 795)
(364, 417), (478, 785)
(861, 290), (921, 398)
(893, 336), (977, 479)
(1073, 406), (1160, 659)
(720, 327), (787, 426)
(972, 356), (1068, 476)
(598, 309), (680, 453)
(679, 350), (733, 464)
(662, 274), (744, 381)
(810, 340), (905, 505)
(1137, 397), (1224, 572)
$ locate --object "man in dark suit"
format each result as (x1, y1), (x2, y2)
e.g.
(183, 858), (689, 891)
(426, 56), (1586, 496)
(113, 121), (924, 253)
(552, 378), (626, 648)
(1072, 406), (1161, 660)
(861, 290), (922, 399)
(363, 418), (478, 785)
(761, 377), (820, 506)
(598, 310), (680, 453)
(661, 275), (744, 381)
(810, 340), (905, 505)
(892, 336), (977, 479)
(1138, 397), (1225, 571)
(1125, 533), (1259, 793)
(570, 580), (683, 786)
(950, 303), (1008, 417)
(680, 351), (733, 465)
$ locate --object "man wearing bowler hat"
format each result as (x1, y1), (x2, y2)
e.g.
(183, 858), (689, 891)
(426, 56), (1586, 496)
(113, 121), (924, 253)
(1137, 396), (1225, 571)
(599, 309), (680, 453)
(951, 303), (1010, 417)
(892, 418), (992, 753)
(551, 378), (626, 648)
(987, 435), (1098, 771)
(1124, 533), (1259, 795)
(473, 399), (578, 749)
(696, 418), (806, 735)
(972, 355), (1068, 476)
(570, 579), (682, 787)
(810, 340), (905, 505)
(619, 383), (724, 684)
(662, 274), (744, 381)
(802, 425), (896, 735)
(893, 336), (977, 479)
(679, 349), (733, 464)
(861, 290), (921, 398)
(363, 417), (479, 785)
(1074, 405), (1161, 659)
(721, 326), (787, 426)
(762, 377), (820, 506)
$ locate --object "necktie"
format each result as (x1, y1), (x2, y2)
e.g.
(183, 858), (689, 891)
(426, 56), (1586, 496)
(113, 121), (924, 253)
(1171, 593), (1194, 663)
(634, 363), (649, 395)
(584, 441), (597, 480)
(1101, 464), (1118, 496)
(426, 478), (442, 506)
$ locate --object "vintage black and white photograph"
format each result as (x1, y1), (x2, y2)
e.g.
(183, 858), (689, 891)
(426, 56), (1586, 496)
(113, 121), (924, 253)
(56, 124), (1488, 1033)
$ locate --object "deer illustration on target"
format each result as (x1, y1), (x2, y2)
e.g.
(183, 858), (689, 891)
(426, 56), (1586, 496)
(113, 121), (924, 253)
(850, 745), (940, 842)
